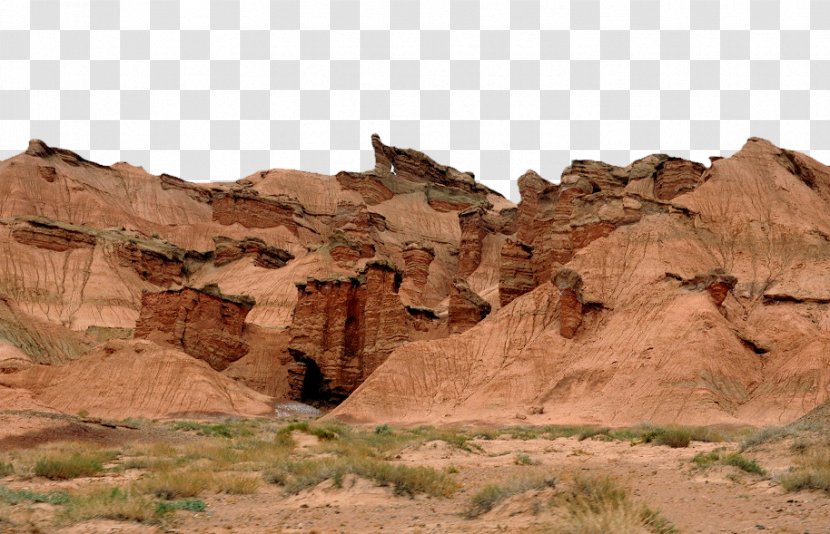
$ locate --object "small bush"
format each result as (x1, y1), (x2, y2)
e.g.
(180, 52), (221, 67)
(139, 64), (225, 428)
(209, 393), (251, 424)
(641, 427), (691, 448)
(0, 484), (69, 505)
(374, 424), (393, 436)
(138, 470), (215, 499)
(59, 487), (159, 524)
(723, 453), (766, 475)
(155, 498), (206, 514)
(558, 476), (677, 534)
(514, 454), (535, 466)
(690, 451), (765, 475)
(464, 475), (556, 518)
(266, 456), (458, 498)
(0, 462), (12, 478)
(466, 484), (508, 518)
(173, 421), (233, 438)
(278, 421), (341, 441)
(781, 446), (830, 492)
(740, 426), (791, 450)
(692, 451), (721, 468)
(578, 428), (611, 441)
(214, 473), (261, 495)
(34, 453), (105, 480)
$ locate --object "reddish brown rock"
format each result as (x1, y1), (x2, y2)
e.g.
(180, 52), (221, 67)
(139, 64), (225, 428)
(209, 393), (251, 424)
(160, 173), (214, 204)
(115, 241), (187, 286)
(402, 243), (435, 298)
(10, 217), (97, 251)
(335, 172), (395, 205)
(449, 278), (491, 334)
(499, 239), (536, 307)
(39, 166), (57, 182)
(213, 236), (294, 269)
(553, 268), (584, 339)
(287, 261), (409, 402)
(134, 284), (255, 371)
(213, 189), (302, 231)
(457, 207), (488, 277)
(653, 159), (706, 200)
(678, 269), (738, 307)
(327, 231), (376, 266)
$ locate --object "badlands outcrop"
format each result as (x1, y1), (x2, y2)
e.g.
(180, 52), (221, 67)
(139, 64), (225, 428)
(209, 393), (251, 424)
(0, 136), (828, 427)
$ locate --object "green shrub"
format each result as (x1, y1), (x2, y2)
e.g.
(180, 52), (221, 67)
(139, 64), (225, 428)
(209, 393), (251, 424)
(155, 498), (206, 514)
(0, 462), (12, 478)
(722, 453), (766, 475)
(578, 428), (611, 441)
(0, 485), (69, 505)
(34, 453), (104, 480)
(641, 427), (692, 448)
(514, 454), (535, 466)
(465, 484), (508, 518)
(374, 424), (393, 436)
(692, 451), (721, 468)
(266, 456), (458, 498)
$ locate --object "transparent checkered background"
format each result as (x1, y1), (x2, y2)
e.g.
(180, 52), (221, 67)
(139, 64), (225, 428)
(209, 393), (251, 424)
(1, 0), (829, 199)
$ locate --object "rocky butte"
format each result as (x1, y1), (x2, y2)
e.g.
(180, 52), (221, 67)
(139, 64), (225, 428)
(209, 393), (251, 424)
(0, 136), (828, 428)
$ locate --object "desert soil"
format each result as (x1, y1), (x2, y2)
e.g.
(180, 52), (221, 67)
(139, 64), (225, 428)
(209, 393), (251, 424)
(0, 413), (828, 533)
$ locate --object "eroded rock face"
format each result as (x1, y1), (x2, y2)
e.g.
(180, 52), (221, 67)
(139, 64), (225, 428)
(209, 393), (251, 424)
(653, 159), (706, 200)
(553, 268), (584, 339)
(402, 243), (435, 299)
(499, 239), (536, 307)
(675, 269), (738, 307)
(449, 278), (491, 334)
(11, 218), (97, 251)
(213, 236), (294, 269)
(457, 208), (488, 277)
(287, 261), (409, 402)
(134, 284), (255, 371)
(115, 241), (187, 286)
(213, 190), (303, 231)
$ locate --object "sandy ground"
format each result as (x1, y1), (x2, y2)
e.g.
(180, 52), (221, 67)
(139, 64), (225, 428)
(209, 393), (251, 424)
(0, 414), (828, 533)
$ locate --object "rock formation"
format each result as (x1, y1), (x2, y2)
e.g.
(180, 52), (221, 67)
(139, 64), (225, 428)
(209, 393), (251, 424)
(2, 135), (830, 428)
(448, 278), (491, 334)
(134, 284), (254, 371)
(287, 261), (410, 402)
(552, 268), (584, 339)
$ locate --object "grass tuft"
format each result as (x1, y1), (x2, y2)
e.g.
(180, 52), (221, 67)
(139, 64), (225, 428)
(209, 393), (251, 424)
(464, 475), (556, 518)
(558, 476), (677, 534)
(691, 451), (766, 475)
(59, 487), (160, 524)
(781, 445), (830, 492)
(0, 462), (12, 478)
(514, 453), (536, 466)
(266, 456), (458, 498)
(34, 453), (105, 480)
(0, 484), (70, 505)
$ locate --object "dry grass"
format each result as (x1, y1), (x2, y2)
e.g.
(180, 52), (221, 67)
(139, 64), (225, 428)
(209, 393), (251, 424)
(137, 469), (216, 499)
(692, 451), (766, 475)
(34, 453), (106, 480)
(58, 487), (160, 525)
(464, 473), (557, 518)
(266, 455), (459, 498)
(0, 462), (12, 478)
(214, 473), (261, 495)
(781, 444), (830, 492)
(557, 476), (677, 534)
